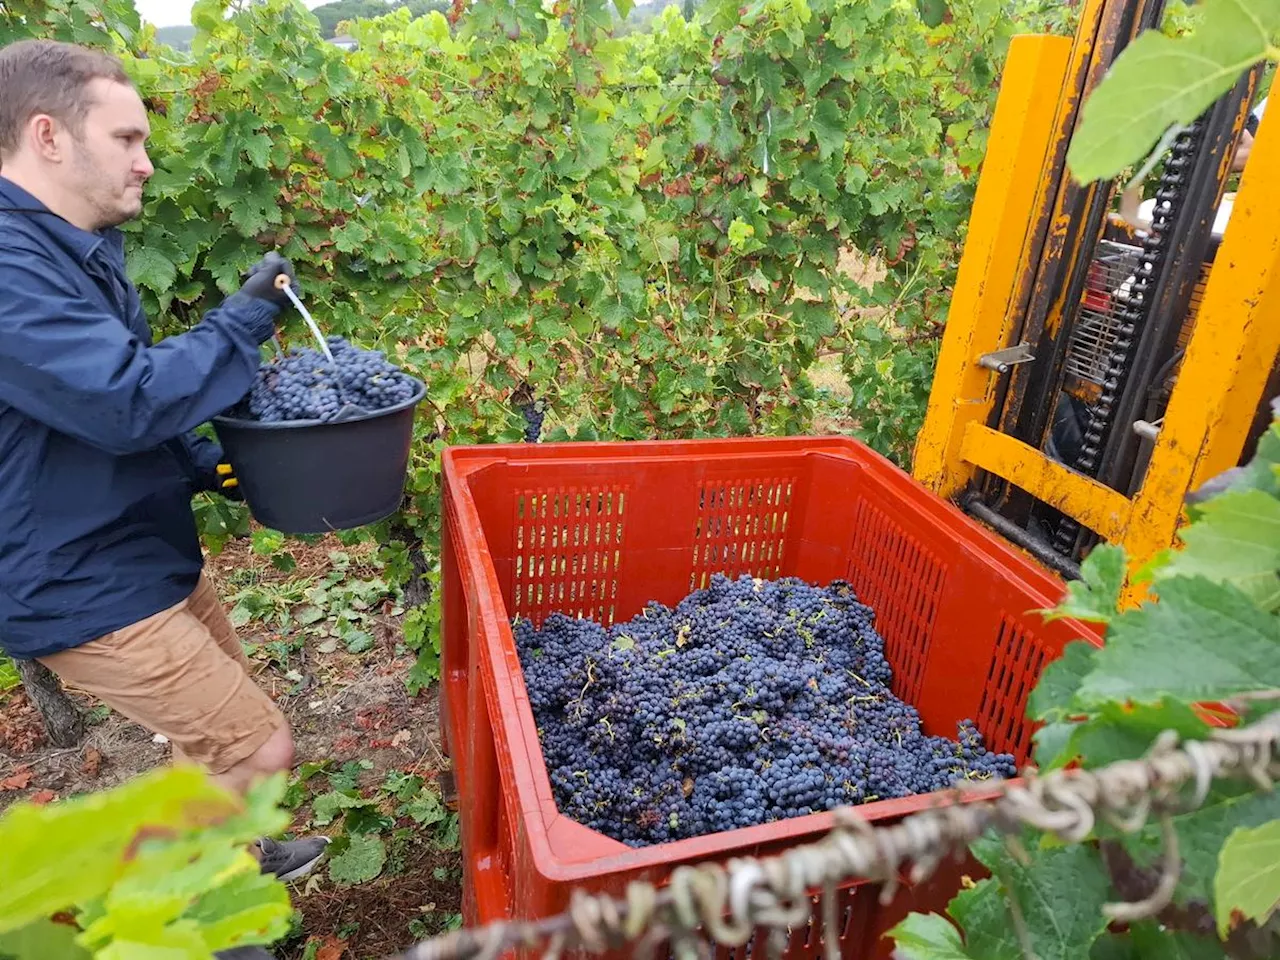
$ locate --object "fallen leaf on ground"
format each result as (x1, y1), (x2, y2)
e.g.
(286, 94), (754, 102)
(28, 789), (57, 804)
(391, 729), (412, 748)
(81, 747), (102, 778)
(0, 767), (32, 790)
(315, 934), (347, 960)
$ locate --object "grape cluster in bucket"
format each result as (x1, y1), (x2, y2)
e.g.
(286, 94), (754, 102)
(238, 336), (418, 424)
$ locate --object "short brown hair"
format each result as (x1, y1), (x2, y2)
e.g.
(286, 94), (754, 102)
(0, 39), (132, 158)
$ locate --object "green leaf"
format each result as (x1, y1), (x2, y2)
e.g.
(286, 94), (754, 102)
(183, 869), (292, 951)
(1055, 699), (1211, 770)
(1090, 924), (1226, 960)
(1123, 786), (1280, 908)
(1067, 0), (1280, 183)
(1027, 640), (1097, 722)
(1042, 545), (1125, 624)
(916, 0), (949, 28)
(344, 631), (375, 654)
(328, 834), (386, 886)
(886, 912), (975, 959)
(191, 0), (227, 34)
(0, 767), (271, 933)
(311, 790), (373, 826)
(1158, 489), (1280, 610)
(960, 835), (1113, 960)
(0, 918), (92, 960)
(1076, 576), (1280, 706)
(810, 98), (847, 161)
(946, 878), (1019, 960)
(400, 789), (447, 826)
(1215, 820), (1280, 936)
(127, 249), (178, 294)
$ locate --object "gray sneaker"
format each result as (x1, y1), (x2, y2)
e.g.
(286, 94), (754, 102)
(256, 835), (331, 882)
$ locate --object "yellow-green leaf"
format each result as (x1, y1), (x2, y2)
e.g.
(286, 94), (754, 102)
(1215, 820), (1280, 936)
(1068, 0), (1280, 183)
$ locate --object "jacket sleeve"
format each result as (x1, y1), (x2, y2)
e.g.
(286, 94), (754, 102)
(0, 251), (278, 456)
(179, 430), (226, 492)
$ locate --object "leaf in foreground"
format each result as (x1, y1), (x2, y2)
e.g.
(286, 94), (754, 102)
(1067, 0), (1280, 183)
(1040, 546), (1125, 625)
(1214, 819), (1280, 936)
(1075, 576), (1280, 706)
(885, 911), (976, 959)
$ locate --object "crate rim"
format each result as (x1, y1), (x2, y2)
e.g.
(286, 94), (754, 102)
(441, 435), (1105, 886)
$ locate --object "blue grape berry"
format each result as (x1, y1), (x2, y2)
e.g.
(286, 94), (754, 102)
(513, 574), (1019, 847)
(238, 336), (418, 424)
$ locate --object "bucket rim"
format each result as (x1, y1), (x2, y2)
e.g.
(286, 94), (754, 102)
(213, 376), (426, 431)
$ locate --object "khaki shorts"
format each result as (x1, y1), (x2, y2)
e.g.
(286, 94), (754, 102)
(39, 573), (286, 775)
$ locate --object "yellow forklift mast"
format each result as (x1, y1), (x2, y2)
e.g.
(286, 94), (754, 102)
(912, 0), (1280, 602)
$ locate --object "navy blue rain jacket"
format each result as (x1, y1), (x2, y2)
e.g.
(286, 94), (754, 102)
(0, 177), (279, 659)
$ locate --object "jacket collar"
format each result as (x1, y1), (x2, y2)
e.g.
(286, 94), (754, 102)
(0, 175), (117, 265)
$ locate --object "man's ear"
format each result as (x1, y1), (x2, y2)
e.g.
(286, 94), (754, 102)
(26, 114), (64, 164)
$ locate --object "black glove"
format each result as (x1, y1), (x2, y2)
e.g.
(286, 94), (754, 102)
(238, 251), (298, 306)
(213, 462), (244, 502)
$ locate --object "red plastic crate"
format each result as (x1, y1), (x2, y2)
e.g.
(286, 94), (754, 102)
(439, 436), (1103, 957)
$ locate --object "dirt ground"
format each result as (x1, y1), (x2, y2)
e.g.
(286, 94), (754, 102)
(0, 535), (461, 960)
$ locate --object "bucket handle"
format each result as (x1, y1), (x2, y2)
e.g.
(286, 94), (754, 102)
(274, 274), (335, 363)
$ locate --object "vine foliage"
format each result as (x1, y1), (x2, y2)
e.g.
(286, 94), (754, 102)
(889, 412), (1280, 958)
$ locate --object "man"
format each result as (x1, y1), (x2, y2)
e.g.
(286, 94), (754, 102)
(0, 38), (329, 883)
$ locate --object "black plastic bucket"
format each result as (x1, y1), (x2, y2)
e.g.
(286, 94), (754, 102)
(211, 379), (426, 534)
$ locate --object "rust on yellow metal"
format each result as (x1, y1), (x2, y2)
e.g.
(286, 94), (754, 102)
(1121, 104), (1280, 598)
(912, 33), (1073, 498)
(958, 423), (1132, 542)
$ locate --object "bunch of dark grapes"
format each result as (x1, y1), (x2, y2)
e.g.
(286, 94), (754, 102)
(240, 336), (418, 424)
(520, 400), (545, 443)
(514, 574), (1018, 848)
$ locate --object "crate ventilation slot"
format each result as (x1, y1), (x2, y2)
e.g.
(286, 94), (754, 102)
(845, 497), (945, 706)
(977, 615), (1049, 763)
(513, 486), (627, 625)
(690, 477), (794, 589)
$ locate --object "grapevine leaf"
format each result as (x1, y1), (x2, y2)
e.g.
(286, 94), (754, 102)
(1156, 489), (1280, 610)
(0, 918), (91, 960)
(810, 99), (847, 161)
(328, 834), (386, 886)
(946, 878), (1020, 960)
(1067, 0), (1280, 183)
(311, 790), (374, 826)
(127, 249), (178, 294)
(1056, 699), (1210, 770)
(1041, 545), (1125, 624)
(1075, 576), (1280, 707)
(0, 767), (247, 933)
(1188, 421), (1280, 504)
(1129, 921), (1226, 959)
(184, 869), (293, 951)
(1214, 820), (1280, 936)
(1031, 721), (1077, 770)
(885, 912), (976, 960)
(400, 789), (447, 826)
(962, 835), (1112, 960)
(1027, 640), (1097, 722)
(1090, 923), (1226, 960)
(1123, 786), (1280, 908)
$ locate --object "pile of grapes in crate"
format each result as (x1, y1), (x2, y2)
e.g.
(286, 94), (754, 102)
(513, 574), (1017, 847)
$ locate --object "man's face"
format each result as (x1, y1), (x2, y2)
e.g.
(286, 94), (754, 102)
(61, 78), (154, 230)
